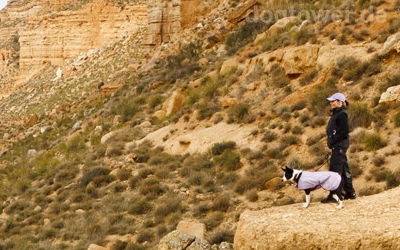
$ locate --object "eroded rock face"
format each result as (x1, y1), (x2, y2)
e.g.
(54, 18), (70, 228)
(18, 0), (148, 69)
(143, 0), (210, 47)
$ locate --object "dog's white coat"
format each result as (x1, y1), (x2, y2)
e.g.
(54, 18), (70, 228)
(282, 168), (343, 209)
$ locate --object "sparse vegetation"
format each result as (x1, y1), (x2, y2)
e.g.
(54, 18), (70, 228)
(0, 1), (399, 248)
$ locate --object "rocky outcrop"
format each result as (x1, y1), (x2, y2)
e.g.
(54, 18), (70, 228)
(379, 85), (400, 103)
(234, 187), (400, 249)
(162, 88), (186, 116)
(227, 0), (258, 24)
(143, 0), (211, 47)
(144, 0), (181, 46)
(378, 32), (400, 58)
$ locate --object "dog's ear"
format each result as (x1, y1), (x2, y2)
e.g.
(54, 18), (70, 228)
(281, 166), (286, 171)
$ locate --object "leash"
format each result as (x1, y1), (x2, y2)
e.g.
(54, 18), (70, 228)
(313, 152), (331, 171)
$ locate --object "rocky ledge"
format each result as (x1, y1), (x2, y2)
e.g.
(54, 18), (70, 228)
(234, 186), (400, 249)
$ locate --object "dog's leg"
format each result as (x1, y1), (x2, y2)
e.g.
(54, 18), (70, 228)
(332, 193), (343, 209)
(303, 190), (311, 208)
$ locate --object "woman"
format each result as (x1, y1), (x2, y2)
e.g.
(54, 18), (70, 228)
(321, 93), (356, 203)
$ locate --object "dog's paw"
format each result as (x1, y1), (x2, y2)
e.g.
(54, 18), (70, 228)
(302, 203), (309, 208)
(336, 204), (343, 209)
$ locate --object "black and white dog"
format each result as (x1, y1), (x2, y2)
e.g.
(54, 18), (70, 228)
(281, 166), (343, 209)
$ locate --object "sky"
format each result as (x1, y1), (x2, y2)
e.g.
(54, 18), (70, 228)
(0, 0), (8, 11)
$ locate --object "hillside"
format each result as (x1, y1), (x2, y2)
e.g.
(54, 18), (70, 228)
(0, 0), (400, 249)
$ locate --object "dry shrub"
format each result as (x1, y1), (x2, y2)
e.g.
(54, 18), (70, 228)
(358, 185), (382, 196)
(245, 189), (259, 202)
(212, 193), (231, 212)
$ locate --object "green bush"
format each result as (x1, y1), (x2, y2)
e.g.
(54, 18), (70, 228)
(54, 164), (79, 182)
(212, 193), (231, 212)
(265, 147), (287, 159)
(299, 68), (319, 86)
(394, 111), (400, 127)
(187, 171), (209, 186)
(395, 0), (400, 10)
(291, 126), (303, 134)
(291, 100), (307, 111)
(192, 201), (213, 217)
(372, 155), (385, 167)
(79, 167), (111, 187)
(388, 18), (400, 34)
(128, 198), (152, 215)
(347, 103), (374, 129)
(233, 176), (256, 194)
(148, 95), (164, 109)
(62, 135), (86, 154)
(261, 130), (277, 143)
(202, 212), (224, 231)
(337, 34), (348, 45)
(214, 150), (241, 171)
(136, 229), (155, 243)
(139, 176), (165, 198)
(131, 140), (153, 163)
(280, 135), (299, 148)
(154, 197), (183, 220)
(374, 168), (390, 182)
(363, 132), (387, 151)
(181, 153), (213, 173)
(386, 172), (400, 189)
(339, 57), (367, 82)
(357, 0), (371, 9)
(111, 101), (141, 123)
(245, 189), (259, 202)
(196, 100), (221, 121)
(228, 103), (251, 123)
(211, 141), (237, 155)
(292, 26), (316, 45)
(116, 168), (132, 181)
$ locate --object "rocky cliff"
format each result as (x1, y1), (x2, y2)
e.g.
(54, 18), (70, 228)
(2, 0), (148, 69)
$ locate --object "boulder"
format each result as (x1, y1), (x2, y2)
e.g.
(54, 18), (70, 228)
(281, 45), (319, 75)
(379, 85), (400, 103)
(163, 88), (186, 116)
(176, 221), (211, 243)
(158, 230), (195, 250)
(378, 32), (400, 58)
(87, 244), (107, 250)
